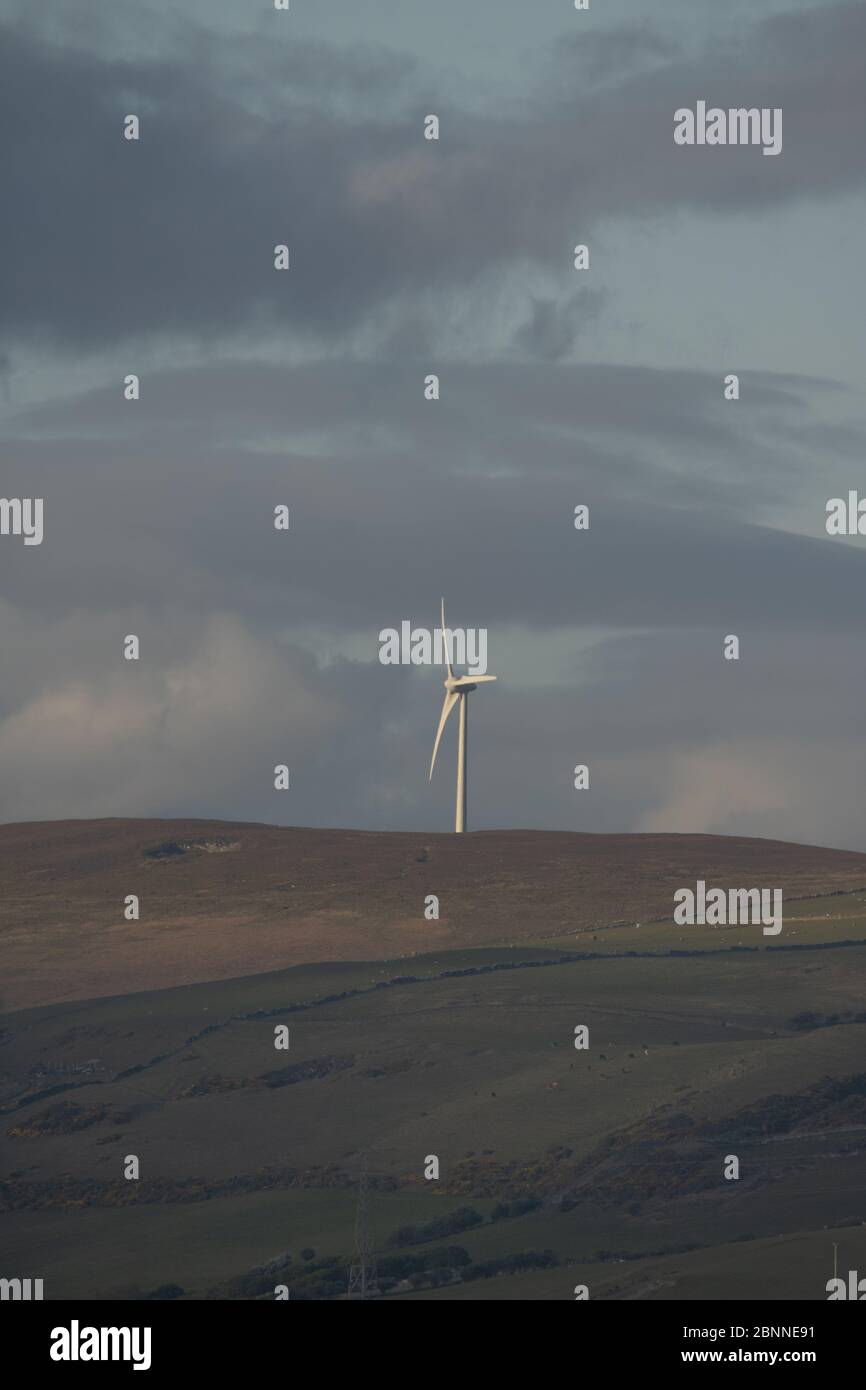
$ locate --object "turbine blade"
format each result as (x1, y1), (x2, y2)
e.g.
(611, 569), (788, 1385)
(467, 674), (497, 683)
(429, 689), (459, 779)
(440, 596), (454, 679)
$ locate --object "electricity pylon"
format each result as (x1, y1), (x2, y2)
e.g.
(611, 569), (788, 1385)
(347, 1159), (379, 1300)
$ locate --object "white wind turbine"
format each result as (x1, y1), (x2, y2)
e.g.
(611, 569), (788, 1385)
(429, 598), (497, 833)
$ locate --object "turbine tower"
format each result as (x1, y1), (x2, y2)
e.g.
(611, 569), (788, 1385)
(429, 598), (497, 833)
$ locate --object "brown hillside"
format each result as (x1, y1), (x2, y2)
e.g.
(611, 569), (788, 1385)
(2, 819), (866, 1012)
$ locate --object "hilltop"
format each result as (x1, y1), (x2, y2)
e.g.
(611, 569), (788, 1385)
(3, 818), (866, 1011)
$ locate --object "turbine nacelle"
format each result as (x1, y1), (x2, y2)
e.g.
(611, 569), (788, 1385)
(443, 673), (496, 694)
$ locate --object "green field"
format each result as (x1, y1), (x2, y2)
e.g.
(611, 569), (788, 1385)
(3, 900), (866, 1299)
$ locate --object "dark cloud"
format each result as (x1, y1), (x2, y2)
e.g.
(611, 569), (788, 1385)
(0, 3), (863, 350)
(2, 2), (865, 846)
(553, 19), (683, 85)
(510, 289), (607, 360)
(2, 358), (865, 640)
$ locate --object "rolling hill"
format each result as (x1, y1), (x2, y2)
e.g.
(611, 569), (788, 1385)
(3, 819), (866, 1300)
(3, 818), (866, 1011)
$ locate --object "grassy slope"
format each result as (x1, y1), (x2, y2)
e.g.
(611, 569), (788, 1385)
(3, 906), (866, 1299)
(4, 819), (866, 1010)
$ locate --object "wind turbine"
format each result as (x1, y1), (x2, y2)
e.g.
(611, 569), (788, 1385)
(429, 598), (497, 833)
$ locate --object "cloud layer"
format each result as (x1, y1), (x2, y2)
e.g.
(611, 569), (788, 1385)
(2, 1), (866, 846)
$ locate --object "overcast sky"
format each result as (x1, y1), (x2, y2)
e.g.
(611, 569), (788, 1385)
(2, 0), (866, 846)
